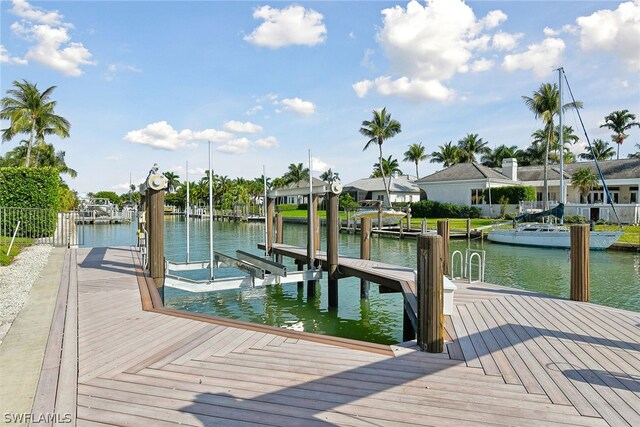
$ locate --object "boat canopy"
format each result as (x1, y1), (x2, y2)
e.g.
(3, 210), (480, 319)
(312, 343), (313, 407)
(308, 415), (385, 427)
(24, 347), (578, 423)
(515, 203), (564, 222)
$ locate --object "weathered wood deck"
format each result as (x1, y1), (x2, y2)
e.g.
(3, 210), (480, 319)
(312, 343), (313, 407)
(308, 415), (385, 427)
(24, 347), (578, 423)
(35, 246), (640, 426)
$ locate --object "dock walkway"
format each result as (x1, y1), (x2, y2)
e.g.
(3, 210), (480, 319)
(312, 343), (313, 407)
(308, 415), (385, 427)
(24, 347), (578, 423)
(10, 246), (640, 425)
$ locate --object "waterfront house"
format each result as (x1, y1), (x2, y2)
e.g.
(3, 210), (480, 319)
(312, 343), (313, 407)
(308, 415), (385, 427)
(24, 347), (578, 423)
(415, 158), (640, 224)
(343, 174), (420, 206)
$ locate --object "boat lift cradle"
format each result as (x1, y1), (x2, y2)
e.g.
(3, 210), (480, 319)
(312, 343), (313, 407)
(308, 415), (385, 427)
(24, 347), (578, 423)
(164, 251), (323, 293)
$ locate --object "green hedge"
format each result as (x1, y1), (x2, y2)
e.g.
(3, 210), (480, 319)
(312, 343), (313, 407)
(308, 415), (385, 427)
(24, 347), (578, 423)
(410, 200), (481, 218)
(483, 185), (535, 204)
(275, 203), (299, 212)
(0, 167), (60, 237)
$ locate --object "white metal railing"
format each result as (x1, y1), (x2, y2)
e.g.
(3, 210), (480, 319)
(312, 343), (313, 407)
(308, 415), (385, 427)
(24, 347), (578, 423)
(450, 248), (485, 283)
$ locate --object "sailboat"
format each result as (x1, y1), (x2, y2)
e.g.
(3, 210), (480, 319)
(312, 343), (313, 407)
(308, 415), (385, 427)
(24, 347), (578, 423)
(487, 68), (623, 250)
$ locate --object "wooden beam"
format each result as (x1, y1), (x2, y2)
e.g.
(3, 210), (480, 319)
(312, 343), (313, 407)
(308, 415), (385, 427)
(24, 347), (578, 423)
(570, 224), (590, 302)
(360, 217), (371, 299)
(148, 187), (165, 295)
(417, 234), (444, 353)
(437, 220), (450, 276)
(266, 197), (275, 255)
(327, 191), (339, 308)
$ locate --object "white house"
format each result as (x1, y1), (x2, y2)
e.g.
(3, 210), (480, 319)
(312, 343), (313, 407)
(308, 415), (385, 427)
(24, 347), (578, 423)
(343, 174), (420, 205)
(415, 158), (640, 224)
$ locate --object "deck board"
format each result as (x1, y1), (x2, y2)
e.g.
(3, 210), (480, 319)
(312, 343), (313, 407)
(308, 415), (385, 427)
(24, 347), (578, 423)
(28, 245), (640, 426)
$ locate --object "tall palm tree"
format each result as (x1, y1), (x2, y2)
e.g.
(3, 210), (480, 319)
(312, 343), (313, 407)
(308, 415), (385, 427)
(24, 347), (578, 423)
(430, 141), (459, 167)
(522, 82), (582, 211)
(403, 142), (428, 178)
(549, 125), (579, 163)
(481, 144), (519, 168)
(360, 107), (402, 207)
(284, 162), (309, 187)
(1, 80), (70, 167)
(371, 155), (402, 178)
(457, 133), (490, 163)
(600, 109), (640, 160)
(579, 139), (615, 161)
(163, 171), (180, 193)
(571, 167), (599, 203)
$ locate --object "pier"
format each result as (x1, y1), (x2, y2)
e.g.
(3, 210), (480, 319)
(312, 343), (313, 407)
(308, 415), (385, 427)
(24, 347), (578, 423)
(4, 245), (639, 425)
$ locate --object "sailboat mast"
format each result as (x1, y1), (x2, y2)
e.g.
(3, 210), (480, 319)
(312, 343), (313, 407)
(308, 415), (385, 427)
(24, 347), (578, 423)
(558, 67), (565, 224)
(186, 161), (190, 263)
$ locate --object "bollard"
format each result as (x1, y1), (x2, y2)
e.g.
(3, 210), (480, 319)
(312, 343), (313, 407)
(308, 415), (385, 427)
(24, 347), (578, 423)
(417, 234), (444, 353)
(570, 224), (590, 302)
(437, 220), (450, 277)
(327, 191), (339, 308)
(360, 218), (372, 299)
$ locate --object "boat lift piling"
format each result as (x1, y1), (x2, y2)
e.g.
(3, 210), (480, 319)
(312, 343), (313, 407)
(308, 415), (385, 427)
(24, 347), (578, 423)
(437, 220), (451, 276)
(570, 224), (590, 302)
(327, 190), (340, 308)
(360, 218), (372, 300)
(417, 234), (445, 353)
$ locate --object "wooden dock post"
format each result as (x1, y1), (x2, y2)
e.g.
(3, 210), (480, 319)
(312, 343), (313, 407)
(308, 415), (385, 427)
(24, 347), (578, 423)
(313, 194), (320, 253)
(275, 213), (283, 264)
(306, 194), (319, 294)
(570, 224), (590, 302)
(360, 218), (371, 299)
(417, 234), (444, 353)
(266, 197), (274, 255)
(437, 220), (450, 276)
(421, 218), (427, 234)
(466, 218), (471, 244)
(406, 207), (411, 231)
(327, 191), (339, 308)
(147, 185), (165, 299)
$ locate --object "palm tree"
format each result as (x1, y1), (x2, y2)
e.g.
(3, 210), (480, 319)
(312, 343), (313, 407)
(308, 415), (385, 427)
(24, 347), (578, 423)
(163, 171), (180, 193)
(371, 155), (402, 178)
(571, 167), (599, 203)
(549, 125), (579, 163)
(523, 82), (582, 211)
(600, 110), (640, 160)
(628, 143), (640, 159)
(284, 162), (309, 187)
(319, 168), (334, 182)
(457, 133), (490, 163)
(360, 107), (402, 207)
(579, 139), (615, 161)
(403, 143), (428, 178)
(1, 80), (70, 167)
(430, 141), (459, 167)
(481, 144), (519, 168)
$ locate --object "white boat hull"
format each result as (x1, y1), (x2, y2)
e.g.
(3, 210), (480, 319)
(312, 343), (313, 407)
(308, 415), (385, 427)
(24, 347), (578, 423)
(487, 228), (622, 249)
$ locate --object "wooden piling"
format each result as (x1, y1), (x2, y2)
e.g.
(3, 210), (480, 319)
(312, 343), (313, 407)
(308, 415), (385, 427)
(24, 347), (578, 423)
(437, 220), (450, 276)
(275, 213), (283, 264)
(406, 207), (412, 231)
(147, 187), (165, 297)
(266, 197), (275, 255)
(466, 218), (471, 244)
(421, 218), (427, 234)
(403, 309), (415, 342)
(313, 194), (320, 253)
(570, 224), (590, 302)
(360, 218), (371, 299)
(417, 234), (444, 353)
(327, 191), (339, 308)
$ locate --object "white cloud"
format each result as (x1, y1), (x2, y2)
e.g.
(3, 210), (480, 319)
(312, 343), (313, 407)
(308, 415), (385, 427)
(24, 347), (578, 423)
(502, 38), (565, 78)
(104, 63), (142, 81)
(217, 138), (250, 154)
(124, 121), (233, 151)
(8, 1), (94, 77)
(543, 27), (559, 37)
(223, 120), (263, 134)
(281, 97), (316, 115)
(0, 44), (27, 65)
(11, 0), (64, 26)
(349, 32), (356, 39)
(576, 0), (640, 71)
(254, 136), (278, 148)
(492, 31), (523, 51)
(356, 0), (509, 101)
(311, 157), (331, 172)
(244, 5), (326, 48)
(244, 105), (263, 116)
(354, 76), (453, 102)
(470, 58), (493, 72)
(361, 48), (375, 70)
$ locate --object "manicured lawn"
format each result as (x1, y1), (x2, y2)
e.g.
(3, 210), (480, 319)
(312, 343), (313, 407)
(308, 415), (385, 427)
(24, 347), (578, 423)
(0, 237), (34, 266)
(596, 224), (640, 245)
(409, 217), (497, 230)
(278, 210), (348, 220)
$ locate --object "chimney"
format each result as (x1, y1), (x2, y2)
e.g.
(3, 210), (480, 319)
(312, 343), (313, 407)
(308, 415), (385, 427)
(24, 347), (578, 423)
(502, 158), (518, 181)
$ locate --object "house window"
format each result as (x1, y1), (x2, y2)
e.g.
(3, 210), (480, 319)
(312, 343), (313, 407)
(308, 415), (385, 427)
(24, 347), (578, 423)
(377, 195), (384, 202)
(631, 192), (637, 204)
(471, 189), (484, 205)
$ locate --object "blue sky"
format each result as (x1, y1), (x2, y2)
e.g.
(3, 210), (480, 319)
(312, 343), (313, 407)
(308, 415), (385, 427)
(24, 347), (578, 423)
(1, 0), (639, 194)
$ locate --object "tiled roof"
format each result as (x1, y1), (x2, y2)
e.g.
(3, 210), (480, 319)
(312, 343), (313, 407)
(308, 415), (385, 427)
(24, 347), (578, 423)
(416, 163), (509, 183)
(344, 176), (419, 193)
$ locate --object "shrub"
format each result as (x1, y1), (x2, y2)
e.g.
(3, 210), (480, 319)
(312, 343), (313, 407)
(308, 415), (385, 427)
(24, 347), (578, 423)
(275, 203), (299, 212)
(410, 200), (481, 218)
(564, 215), (588, 224)
(0, 167), (60, 237)
(483, 186), (536, 204)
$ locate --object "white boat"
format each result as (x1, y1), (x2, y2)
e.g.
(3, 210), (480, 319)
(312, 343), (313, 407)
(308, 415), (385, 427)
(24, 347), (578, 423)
(487, 68), (623, 250)
(487, 223), (622, 250)
(350, 200), (407, 224)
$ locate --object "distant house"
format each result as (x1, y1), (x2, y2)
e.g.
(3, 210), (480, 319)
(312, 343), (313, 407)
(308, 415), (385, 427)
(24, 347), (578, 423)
(415, 158), (640, 223)
(343, 174), (420, 205)
(271, 178), (328, 205)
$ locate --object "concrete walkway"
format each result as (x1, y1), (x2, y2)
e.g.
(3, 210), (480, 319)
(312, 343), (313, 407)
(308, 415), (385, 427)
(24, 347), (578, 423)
(0, 248), (66, 424)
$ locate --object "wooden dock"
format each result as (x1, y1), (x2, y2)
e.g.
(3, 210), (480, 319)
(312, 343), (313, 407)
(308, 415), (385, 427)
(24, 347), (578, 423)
(28, 245), (640, 425)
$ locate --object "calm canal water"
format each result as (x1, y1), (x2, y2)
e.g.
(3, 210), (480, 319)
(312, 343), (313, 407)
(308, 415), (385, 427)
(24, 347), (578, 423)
(81, 217), (640, 345)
